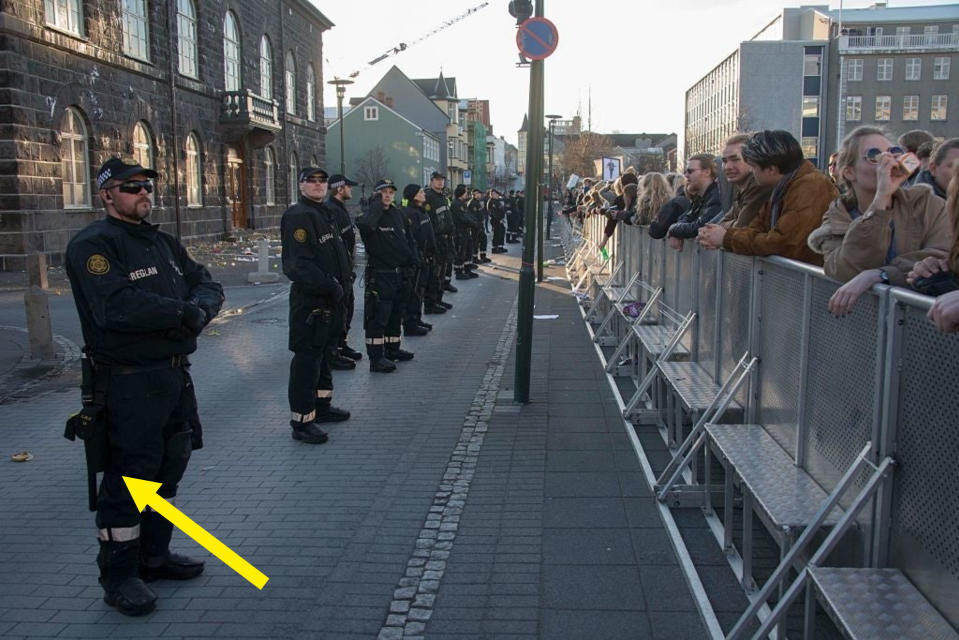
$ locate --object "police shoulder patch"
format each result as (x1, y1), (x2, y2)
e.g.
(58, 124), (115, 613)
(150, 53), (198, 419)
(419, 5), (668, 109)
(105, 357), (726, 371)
(293, 228), (308, 243)
(424, 204), (432, 212)
(86, 254), (110, 275)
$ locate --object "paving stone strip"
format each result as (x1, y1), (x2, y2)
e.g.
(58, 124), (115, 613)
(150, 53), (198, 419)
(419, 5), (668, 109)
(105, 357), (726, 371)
(377, 300), (519, 640)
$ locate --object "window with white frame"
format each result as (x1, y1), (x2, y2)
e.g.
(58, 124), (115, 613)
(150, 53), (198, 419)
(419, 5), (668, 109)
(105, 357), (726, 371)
(176, 0), (197, 78)
(306, 64), (316, 121)
(801, 137), (817, 159)
(364, 106), (379, 121)
(122, 0), (150, 61)
(264, 147), (276, 205)
(259, 36), (273, 99)
(45, 0), (82, 35)
(906, 58), (921, 80)
(903, 95), (919, 121)
(132, 121), (153, 168)
(61, 107), (90, 208)
(931, 95), (948, 121)
(924, 25), (938, 44)
(803, 53), (821, 76)
(877, 58), (893, 81)
(223, 12), (240, 91)
(289, 152), (299, 203)
(285, 51), (296, 114)
(934, 57), (950, 80)
(896, 26), (909, 37)
(847, 59), (863, 81)
(185, 133), (201, 206)
(875, 96), (891, 121)
(802, 96), (819, 118)
(845, 96), (862, 121)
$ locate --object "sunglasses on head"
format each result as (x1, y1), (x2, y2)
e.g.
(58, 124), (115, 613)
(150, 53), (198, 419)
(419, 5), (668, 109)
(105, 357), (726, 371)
(109, 180), (154, 194)
(863, 146), (904, 164)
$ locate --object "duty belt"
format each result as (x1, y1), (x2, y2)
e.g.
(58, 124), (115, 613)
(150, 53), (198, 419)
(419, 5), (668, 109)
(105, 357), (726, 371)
(111, 355), (191, 375)
(371, 267), (402, 274)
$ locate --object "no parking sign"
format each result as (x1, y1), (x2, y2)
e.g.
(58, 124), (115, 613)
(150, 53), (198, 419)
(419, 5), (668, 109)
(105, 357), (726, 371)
(516, 17), (559, 61)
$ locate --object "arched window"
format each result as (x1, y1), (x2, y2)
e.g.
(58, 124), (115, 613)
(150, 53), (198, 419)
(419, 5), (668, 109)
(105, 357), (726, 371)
(122, 0), (150, 61)
(264, 147), (276, 205)
(285, 51), (296, 114)
(223, 12), (240, 91)
(259, 36), (273, 100)
(305, 63), (316, 121)
(132, 121), (153, 169)
(60, 107), (90, 208)
(176, 0), (197, 78)
(185, 133), (202, 206)
(44, 0), (82, 35)
(289, 151), (299, 203)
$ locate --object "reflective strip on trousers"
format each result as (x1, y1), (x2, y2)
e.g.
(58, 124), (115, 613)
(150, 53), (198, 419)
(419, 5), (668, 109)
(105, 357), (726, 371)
(291, 409), (316, 423)
(366, 338), (385, 345)
(97, 525), (140, 542)
(316, 390), (333, 399)
(385, 336), (401, 344)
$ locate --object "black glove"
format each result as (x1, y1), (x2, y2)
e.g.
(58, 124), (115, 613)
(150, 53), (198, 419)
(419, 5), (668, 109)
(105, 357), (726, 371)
(181, 303), (208, 336)
(330, 282), (345, 304)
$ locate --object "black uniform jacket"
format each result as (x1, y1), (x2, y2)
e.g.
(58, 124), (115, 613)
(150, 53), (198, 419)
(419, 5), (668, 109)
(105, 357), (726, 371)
(281, 196), (352, 303)
(487, 197), (506, 223)
(65, 216), (224, 366)
(404, 204), (436, 259)
(356, 198), (416, 270)
(325, 195), (357, 263)
(451, 198), (479, 230)
(467, 197), (487, 228)
(424, 188), (453, 237)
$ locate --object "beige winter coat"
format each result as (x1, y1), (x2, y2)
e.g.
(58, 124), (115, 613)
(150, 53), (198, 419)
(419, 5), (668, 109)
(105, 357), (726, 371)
(807, 184), (949, 285)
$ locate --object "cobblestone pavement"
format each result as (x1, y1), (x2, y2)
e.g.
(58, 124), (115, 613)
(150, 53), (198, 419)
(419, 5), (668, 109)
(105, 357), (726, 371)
(0, 244), (709, 639)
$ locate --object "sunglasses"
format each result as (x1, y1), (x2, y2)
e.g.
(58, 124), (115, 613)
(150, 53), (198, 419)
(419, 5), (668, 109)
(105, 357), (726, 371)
(863, 146), (904, 164)
(110, 180), (154, 194)
(683, 168), (700, 175)
(303, 176), (328, 184)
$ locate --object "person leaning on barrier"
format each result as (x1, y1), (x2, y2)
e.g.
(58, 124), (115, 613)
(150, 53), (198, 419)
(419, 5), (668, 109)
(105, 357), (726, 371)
(599, 173), (639, 251)
(807, 126), (949, 317)
(64, 157), (224, 616)
(910, 164), (959, 332)
(282, 167), (353, 444)
(648, 182), (690, 240)
(697, 129), (837, 264)
(708, 133), (774, 230)
(666, 154), (722, 250)
(913, 138), (959, 200)
(632, 172), (671, 226)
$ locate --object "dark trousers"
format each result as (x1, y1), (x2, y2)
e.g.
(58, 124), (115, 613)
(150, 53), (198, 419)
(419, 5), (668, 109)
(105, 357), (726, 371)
(492, 220), (506, 247)
(289, 301), (339, 421)
(475, 228), (488, 255)
(364, 270), (404, 357)
(455, 227), (472, 267)
(340, 284), (355, 348)
(96, 365), (197, 553)
(405, 264), (426, 325)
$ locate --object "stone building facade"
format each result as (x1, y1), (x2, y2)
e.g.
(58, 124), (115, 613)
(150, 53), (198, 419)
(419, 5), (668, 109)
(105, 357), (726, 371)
(0, 0), (332, 270)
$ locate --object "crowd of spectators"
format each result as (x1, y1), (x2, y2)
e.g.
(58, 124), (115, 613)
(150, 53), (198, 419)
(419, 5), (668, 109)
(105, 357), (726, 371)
(562, 126), (959, 333)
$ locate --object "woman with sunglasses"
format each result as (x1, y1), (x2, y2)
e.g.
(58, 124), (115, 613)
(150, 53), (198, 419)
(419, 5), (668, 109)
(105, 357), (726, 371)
(808, 125), (950, 316)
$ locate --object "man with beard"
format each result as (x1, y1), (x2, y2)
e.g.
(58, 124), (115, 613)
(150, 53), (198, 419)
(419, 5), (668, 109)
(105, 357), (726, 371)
(423, 172), (456, 308)
(325, 174), (363, 368)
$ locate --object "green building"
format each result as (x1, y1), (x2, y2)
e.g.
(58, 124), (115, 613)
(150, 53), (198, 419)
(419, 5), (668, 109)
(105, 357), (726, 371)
(468, 120), (489, 190)
(327, 96), (442, 192)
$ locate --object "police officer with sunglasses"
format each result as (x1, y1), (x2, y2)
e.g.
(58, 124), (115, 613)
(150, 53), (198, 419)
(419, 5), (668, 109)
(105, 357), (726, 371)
(64, 157), (224, 616)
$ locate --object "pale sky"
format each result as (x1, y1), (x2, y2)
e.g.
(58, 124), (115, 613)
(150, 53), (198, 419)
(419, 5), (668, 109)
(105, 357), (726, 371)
(318, 0), (957, 147)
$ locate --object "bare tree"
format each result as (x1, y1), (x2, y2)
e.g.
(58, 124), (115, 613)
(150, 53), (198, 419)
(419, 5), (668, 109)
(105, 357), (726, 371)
(352, 147), (390, 191)
(560, 131), (616, 180)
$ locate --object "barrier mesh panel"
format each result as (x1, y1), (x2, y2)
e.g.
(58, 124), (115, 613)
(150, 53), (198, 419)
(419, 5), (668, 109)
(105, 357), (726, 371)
(649, 239), (664, 290)
(677, 247), (695, 316)
(756, 263), (802, 455)
(663, 245), (678, 309)
(803, 279), (878, 493)
(698, 249), (718, 376)
(719, 254), (752, 390)
(890, 304), (959, 626)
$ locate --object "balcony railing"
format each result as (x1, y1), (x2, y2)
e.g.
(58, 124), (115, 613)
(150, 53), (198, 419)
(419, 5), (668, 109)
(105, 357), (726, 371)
(220, 90), (281, 131)
(839, 32), (959, 52)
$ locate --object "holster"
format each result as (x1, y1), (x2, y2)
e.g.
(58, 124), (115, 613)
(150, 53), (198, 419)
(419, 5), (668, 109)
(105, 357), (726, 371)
(63, 351), (109, 512)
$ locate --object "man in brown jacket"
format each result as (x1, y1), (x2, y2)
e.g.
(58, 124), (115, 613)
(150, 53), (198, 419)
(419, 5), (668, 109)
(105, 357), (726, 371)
(709, 133), (773, 230)
(698, 130), (837, 264)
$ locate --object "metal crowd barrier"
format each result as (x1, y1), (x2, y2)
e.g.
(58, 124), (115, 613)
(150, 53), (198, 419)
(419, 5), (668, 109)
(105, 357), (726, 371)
(568, 216), (959, 636)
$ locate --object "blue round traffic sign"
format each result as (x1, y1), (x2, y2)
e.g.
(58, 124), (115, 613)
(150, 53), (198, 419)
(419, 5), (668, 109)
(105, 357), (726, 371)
(516, 17), (559, 61)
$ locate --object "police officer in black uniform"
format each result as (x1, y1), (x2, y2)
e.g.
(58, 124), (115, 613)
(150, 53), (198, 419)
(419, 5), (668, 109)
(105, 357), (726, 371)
(325, 174), (363, 368)
(488, 188), (508, 253)
(282, 167), (352, 444)
(401, 184), (435, 336)
(467, 188), (491, 264)
(423, 172), (457, 304)
(357, 179), (417, 372)
(64, 157), (224, 616)
(451, 185), (479, 280)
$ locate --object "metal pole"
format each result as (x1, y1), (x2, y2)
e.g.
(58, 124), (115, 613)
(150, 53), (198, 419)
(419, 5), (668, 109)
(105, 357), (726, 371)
(546, 118), (556, 240)
(337, 91), (345, 176)
(514, 0), (545, 403)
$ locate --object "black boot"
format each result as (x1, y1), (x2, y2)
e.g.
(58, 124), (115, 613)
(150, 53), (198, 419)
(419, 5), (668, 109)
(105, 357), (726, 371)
(439, 301), (453, 310)
(140, 510), (205, 583)
(386, 348), (414, 361)
(455, 269), (470, 280)
(315, 405), (351, 423)
(404, 323), (429, 336)
(417, 320), (433, 330)
(444, 281), (458, 293)
(339, 345), (363, 361)
(291, 420), (329, 443)
(480, 253), (492, 263)
(330, 354), (357, 370)
(98, 539), (158, 617)
(424, 303), (447, 314)
(368, 345), (397, 372)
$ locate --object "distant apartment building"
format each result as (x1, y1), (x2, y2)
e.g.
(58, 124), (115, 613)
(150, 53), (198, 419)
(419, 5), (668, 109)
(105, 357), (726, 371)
(684, 3), (958, 167)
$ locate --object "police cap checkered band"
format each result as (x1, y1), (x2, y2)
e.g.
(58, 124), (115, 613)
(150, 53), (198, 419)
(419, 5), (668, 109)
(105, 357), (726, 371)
(298, 167), (328, 182)
(96, 157), (158, 190)
(328, 174), (358, 189)
(374, 178), (397, 192)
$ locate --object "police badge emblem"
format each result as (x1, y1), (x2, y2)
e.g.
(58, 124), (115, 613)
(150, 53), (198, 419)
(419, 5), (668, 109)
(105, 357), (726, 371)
(293, 229), (308, 243)
(86, 254), (110, 275)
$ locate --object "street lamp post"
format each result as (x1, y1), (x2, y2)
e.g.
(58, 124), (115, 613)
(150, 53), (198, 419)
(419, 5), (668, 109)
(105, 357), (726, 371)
(327, 77), (353, 176)
(545, 114), (561, 244)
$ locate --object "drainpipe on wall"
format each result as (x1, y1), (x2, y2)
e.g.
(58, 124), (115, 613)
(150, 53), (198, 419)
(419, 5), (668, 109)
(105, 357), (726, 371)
(166, 0), (183, 239)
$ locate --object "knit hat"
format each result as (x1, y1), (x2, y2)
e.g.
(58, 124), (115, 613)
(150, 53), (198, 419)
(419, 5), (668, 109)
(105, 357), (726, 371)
(403, 184), (421, 202)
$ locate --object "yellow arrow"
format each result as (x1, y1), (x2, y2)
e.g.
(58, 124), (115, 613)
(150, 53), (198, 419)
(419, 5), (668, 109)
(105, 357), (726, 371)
(122, 476), (269, 590)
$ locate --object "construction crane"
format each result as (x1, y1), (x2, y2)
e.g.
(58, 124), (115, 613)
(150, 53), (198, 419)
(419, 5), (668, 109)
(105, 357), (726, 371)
(341, 2), (490, 80)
